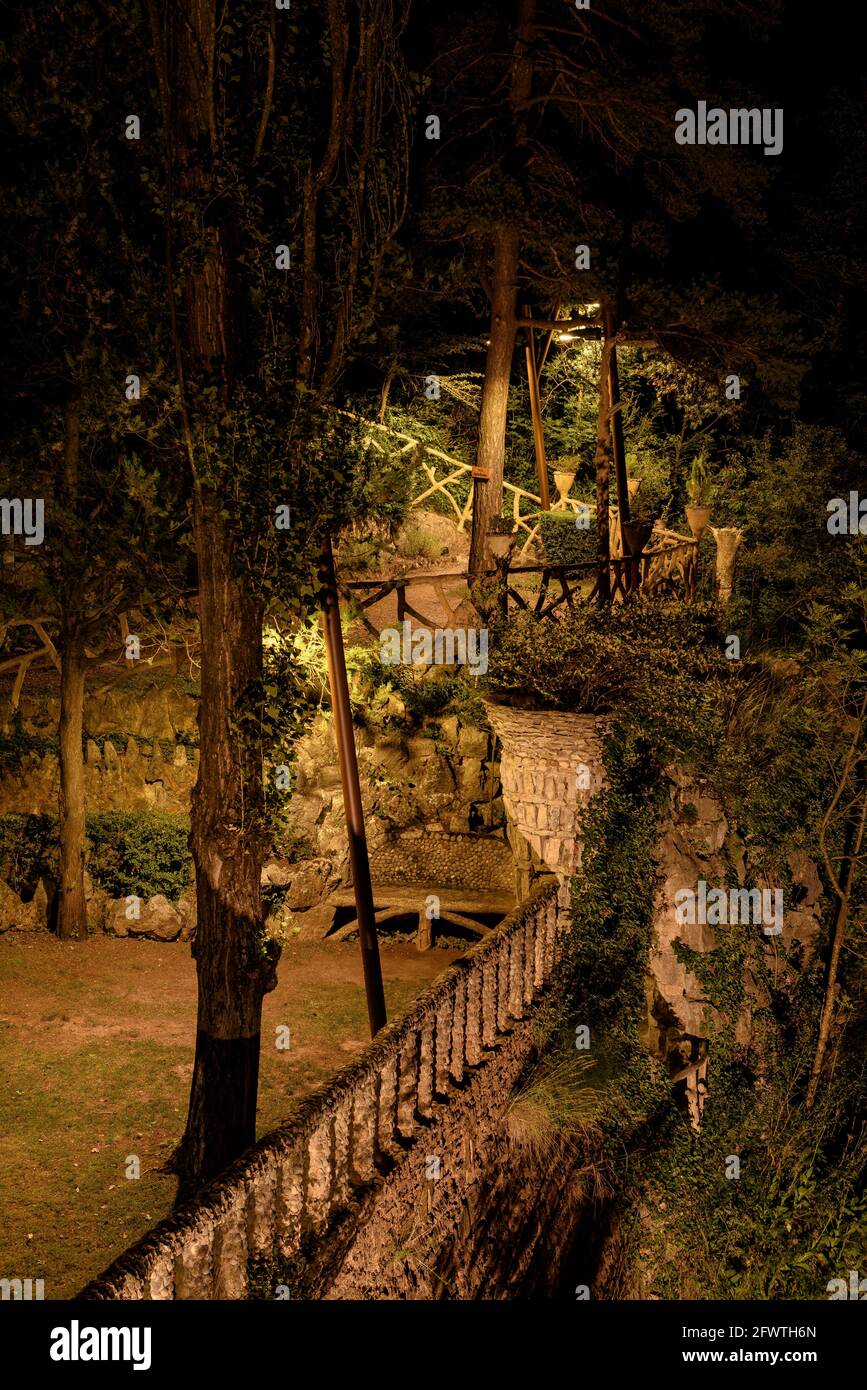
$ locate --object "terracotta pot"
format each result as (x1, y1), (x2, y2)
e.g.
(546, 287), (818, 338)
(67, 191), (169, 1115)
(685, 503), (711, 540)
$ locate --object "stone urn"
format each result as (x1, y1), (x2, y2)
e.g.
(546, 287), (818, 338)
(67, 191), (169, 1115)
(552, 468), (576, 505)
(685, 503), (711, 541)
(485, 702), (609, 913)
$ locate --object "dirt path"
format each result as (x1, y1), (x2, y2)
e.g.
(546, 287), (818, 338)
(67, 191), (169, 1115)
(0, 931), (460, 1298)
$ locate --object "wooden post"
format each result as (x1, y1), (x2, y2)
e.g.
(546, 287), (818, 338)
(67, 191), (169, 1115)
(603, 305), (630, 526)
(319, 536), (387, 1037)
(594, 338), (613, 606)
(522, 305), (550, 511)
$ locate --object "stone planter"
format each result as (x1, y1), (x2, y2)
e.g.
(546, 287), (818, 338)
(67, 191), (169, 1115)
(552, 469), (576, 505)
(485, 702), (609, 910)
(685, 503), (711, 541)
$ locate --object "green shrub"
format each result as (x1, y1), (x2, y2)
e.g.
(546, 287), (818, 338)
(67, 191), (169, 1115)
(85, 812), (192, 900)
(0, 810), (193, 901)
(486, 598), (729, 716)
(0, 813), (58, 897)
(538, 509), (596, 568)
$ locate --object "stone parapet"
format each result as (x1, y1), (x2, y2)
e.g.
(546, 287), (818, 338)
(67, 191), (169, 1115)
(77, 879), (559, 1300)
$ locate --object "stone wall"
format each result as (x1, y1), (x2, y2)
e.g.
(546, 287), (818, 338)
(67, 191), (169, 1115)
(289, 709), (527, 894)
(78, 882), (565, 1300)
(1, 682), (530, 933)
(0, 681), (199, 816)
(645, 772), (824, 1123)
(368, 830), (514, 890)
(0, 737), (197, 817)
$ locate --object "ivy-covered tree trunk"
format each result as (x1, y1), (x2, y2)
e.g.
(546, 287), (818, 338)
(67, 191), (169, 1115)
(179, 487), (275, 1197)
(57, 616), (87, 941)
(153, 0), (278, 1199)
(468, 224), (520, 581)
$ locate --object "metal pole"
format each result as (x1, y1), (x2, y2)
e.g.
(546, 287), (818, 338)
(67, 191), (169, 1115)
(318, 536), (387, 1037)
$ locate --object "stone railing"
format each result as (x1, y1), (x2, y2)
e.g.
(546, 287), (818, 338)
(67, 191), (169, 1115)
(78, 879), (560, 1300)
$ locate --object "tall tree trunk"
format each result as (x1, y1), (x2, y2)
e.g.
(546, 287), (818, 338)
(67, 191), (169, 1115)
(594, 339), (613, 604)
(57, 396), (87, 940)
(177, 488), (275, 1198)
(57, 617), (87, 940)
(153, 0), (277, 1199)
(468, 225), (520, 581)
(468, 0), (534, 582)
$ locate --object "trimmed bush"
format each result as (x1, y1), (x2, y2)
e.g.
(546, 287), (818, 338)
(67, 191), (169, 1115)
(85, 812), (192, 901)
(0, 811), (192, 902)
(538, 509), (596, 567)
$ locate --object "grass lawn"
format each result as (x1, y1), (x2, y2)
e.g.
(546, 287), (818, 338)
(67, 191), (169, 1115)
(0, 931), (459, 1299)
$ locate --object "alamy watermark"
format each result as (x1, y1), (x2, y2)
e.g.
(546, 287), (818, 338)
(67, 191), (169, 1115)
(0, 498), (44, 546)
(827, 492), (867, 535)
(675, 880), (783, 935)
(1, 1276), (44, 1300)
(675, 101), (783, 157)
(50, 1321), (151, 1370)
(380, 620), (488, 676)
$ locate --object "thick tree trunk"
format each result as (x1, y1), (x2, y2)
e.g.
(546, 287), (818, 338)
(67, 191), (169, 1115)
(468, 0), (533, 583)
(156, 0), (277, 1199)
(57, 619), (87, 941)
(594, 339), (613, 604)
(468, 225), (520, 581)
(176, 488), (276, 1199)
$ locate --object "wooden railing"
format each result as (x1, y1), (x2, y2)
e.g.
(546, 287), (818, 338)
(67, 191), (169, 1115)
(78, 881), (560, 1301)
(358, 418), (547, 556)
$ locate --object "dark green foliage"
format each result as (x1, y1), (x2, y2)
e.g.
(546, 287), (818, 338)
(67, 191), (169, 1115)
(0, 813), (58, 898)
(0, 811), (192, 902)
(712, 424), (865, 645)
(538, 511), (596, 568)
(0, 723), (58, 773)
(353, 649), (487, 731)
(486, 598), (729, 716)
(84, 812), (191, 901)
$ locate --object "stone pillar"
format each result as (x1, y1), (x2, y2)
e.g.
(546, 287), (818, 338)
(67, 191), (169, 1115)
(485, 703), (608, 917)
(709, 526), (743, 609)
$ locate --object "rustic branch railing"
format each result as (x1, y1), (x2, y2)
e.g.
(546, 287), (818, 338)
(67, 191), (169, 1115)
(78, 880), (560, 1301)
(357, 417), (547, 554)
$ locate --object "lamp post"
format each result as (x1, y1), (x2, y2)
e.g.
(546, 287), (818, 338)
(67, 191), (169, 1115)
(318, 535), (387, 1037)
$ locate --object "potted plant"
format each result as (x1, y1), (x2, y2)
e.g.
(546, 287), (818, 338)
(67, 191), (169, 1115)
(685, 452), (712, 540)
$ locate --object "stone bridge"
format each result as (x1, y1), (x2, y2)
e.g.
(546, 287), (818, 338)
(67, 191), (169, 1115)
(78, 879), (601, 1301)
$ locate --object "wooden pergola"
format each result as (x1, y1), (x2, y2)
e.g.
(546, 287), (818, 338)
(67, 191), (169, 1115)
(517, 302), (658, 532)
